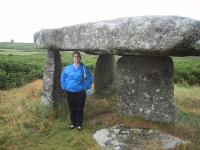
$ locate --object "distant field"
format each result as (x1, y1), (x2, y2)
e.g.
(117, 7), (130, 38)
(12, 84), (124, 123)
(0, 42), (40, 51)
(173, 56), (200, 85)
(0, 42), (45, 55)
(0, 49), (46, 55)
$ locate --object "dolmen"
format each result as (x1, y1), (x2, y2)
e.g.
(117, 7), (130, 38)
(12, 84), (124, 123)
(34, 15), (200, 123)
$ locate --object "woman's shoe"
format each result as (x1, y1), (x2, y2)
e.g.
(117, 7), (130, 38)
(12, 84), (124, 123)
(77, 126), (82, 131)
(69, 125), (75, 129)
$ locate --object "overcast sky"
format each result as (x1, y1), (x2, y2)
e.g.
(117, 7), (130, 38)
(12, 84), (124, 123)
(0, 0), (200, 43)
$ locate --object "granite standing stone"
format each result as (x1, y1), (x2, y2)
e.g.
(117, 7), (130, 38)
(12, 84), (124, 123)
(41, 50), (62, 105)
(94, 55), (116, 95)
(116, 56), (176, 122)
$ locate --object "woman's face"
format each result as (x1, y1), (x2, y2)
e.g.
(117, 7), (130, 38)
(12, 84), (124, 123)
(73, 53), (81, 64)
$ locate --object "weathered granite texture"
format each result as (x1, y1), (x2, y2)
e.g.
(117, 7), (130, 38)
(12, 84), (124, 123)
(34, 16), (200, 56)
(41, 50), (62, 105)
(94, 55), (116, 95)
(93, 124), (189, 150)
(116, 56), (176, 122)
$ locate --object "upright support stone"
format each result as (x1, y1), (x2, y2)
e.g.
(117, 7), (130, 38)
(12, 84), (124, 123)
(116, 56), (177, 123)
(94, 55), (116, 96)
(41, 50), (62, 105)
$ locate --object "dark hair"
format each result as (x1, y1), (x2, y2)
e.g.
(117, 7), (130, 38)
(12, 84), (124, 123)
(72, 51), (81, 59)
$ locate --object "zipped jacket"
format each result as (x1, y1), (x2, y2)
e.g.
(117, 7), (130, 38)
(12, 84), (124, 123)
(60, 63), (93, 92)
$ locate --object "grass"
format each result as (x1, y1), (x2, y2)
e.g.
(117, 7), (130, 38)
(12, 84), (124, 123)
(175, 84), (200, 113)
(0, 80), (200, 149)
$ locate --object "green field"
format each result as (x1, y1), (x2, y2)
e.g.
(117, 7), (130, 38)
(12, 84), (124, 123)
(0, 42), (43, 51)
(173, 56), (200, 85)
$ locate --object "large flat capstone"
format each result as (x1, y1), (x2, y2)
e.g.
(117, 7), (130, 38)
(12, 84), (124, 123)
(34, 16), (200, 56)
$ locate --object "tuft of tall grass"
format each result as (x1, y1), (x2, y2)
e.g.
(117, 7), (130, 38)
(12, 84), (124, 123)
(0, 80), (55, 149)
(0, 80), (102, 150)
(175, 84), (200, 113)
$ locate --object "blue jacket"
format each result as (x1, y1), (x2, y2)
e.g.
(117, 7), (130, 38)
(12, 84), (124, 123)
(60, 63), (93, 92)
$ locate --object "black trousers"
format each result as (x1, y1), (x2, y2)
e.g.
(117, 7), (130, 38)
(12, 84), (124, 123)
(66, 91), (86, 127)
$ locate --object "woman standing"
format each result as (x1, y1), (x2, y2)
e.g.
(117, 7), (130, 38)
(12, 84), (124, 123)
(60, 51), (93, 131)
